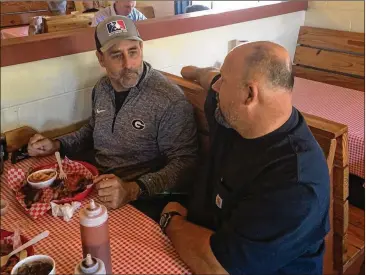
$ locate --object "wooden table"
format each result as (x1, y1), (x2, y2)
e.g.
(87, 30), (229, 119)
(0, 156), (191, 274)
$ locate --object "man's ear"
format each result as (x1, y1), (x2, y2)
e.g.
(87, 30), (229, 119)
(139, 41), (144, 51)
(244, 83), (259, 106)
(96, 51), (105, 67)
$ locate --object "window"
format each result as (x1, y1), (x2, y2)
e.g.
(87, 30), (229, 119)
(192, 1), (283, 12)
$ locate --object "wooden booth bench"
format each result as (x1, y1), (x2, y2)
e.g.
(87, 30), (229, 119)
(292, 26), (365, 275)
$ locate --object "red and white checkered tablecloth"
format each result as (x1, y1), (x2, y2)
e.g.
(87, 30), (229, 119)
(1, 26), (29, 39)
(0, 157), (191, 274)
(293, 77), (365, 179)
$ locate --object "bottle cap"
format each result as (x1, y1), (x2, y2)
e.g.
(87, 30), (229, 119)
(80, 254), (99, 274)
(79, 199), (108, 227)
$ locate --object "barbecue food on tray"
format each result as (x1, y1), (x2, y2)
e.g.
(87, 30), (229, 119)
(51, 177), (92, 200)
(19, 173), (93, 208)
(20, 183), (43, 208)
(28, 171), (56, 183)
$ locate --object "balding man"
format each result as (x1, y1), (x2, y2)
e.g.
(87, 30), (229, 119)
(92, 1), (146, 26)
(159, 42), (330, 275)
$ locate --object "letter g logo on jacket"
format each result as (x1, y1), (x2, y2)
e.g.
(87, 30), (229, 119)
(132, 119), (145, 130)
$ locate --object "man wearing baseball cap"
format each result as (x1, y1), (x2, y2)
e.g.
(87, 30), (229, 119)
(27, 16), (198, 220)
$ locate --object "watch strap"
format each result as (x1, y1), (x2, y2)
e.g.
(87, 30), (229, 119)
(135, 179), (149, 199)
(160, 211), (182, 234)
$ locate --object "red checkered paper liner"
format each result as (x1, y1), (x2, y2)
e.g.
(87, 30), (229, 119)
(6, 158), (94, 219)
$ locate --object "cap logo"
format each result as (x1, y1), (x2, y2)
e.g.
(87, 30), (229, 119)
(106, 20), (127, 36)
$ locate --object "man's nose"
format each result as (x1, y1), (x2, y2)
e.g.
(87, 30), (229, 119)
(123, 57), (133, 70)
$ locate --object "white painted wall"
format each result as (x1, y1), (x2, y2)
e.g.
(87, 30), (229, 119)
(305, 1), (364, 32)
(1, 10), (305, 133)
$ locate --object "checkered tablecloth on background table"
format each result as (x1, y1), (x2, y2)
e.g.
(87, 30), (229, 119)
(0, 156), (191, 274)
(293, 77), (365, 179)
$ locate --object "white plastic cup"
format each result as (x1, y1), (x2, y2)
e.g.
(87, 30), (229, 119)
(11, 255), (56, 275)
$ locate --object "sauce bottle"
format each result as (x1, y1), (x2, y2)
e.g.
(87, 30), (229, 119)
(74, 254), (106, 275)
(79, 199), (112, 274)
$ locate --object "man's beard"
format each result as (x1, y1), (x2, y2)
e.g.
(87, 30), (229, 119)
(115, 63), (144, 90)
(215, 105), (232, 129)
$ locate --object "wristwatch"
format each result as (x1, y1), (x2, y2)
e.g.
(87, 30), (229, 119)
(135, 179), (149, 199)
(159, 211), (182, 234)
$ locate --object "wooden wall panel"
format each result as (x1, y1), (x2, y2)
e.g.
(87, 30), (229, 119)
(0, 1), (49, 14)
(294, 46), (364, 77)
(298, 26), (364, 54)
(292, 66), (365, 92)
(1, 11), (51, 27)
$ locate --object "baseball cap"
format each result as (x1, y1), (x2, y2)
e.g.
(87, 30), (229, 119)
(95, 15), (143, 53)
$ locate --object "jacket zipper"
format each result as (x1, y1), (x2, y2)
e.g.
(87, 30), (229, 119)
(112, 113), (117, 133)
(111, 88), (136, 133)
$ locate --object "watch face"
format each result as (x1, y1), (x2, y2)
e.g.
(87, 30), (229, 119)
(159, 213), (168, 228)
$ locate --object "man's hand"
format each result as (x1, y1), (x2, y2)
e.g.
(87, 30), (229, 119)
(181, 66), (200, 81)
(161, 202), (188, 218)
(94, 174), (140, 209)
(27, 134), (60, 157)
(161, 202), (229, 275)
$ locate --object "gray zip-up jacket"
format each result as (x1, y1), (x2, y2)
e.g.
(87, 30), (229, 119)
(59, 62), (198, 195)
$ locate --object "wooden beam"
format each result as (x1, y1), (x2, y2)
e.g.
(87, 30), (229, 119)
(333, 166), (349, 201)
(1, 11), (52, 27)
(334, 233), (349, 270)
(334, 199), (349, 236)
(298, 26), (365, 54)
(0, 1), (49, 14)
(45, 17), (92, 33)
(302, 113), (348, 139)
(335, 133), (349, 168)
(292, 66), (365, 92)
(294, 46), (364, 77)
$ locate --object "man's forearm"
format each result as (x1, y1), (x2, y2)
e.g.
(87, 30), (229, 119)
(166, 216), (228, 275)
(57, 122), (94, 155)
(181, 66), (220, 92)
(138, 156), (197, 195)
